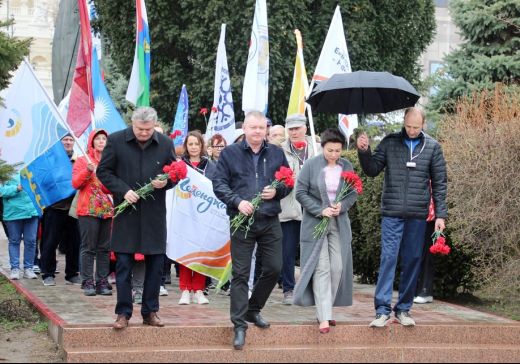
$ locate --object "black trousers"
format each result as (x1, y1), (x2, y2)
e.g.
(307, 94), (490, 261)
(78, 216), (111, 283)
(416, 221), (436, 297)
(40, 209), (80, 280)
(230, 216), (282, 330)
(115, 253), (164, 319)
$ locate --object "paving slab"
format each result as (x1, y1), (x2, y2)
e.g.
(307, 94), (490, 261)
(0, 230), (515, 327)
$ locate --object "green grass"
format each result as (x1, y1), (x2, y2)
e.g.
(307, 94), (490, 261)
(445, 292), (520, 322)
(32, 320), (48, 333)
(0, 274), (41, 331)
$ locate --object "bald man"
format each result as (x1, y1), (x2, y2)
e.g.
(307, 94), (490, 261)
(356, 107), (447, 328)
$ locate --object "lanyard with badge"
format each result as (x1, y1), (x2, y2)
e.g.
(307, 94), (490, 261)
(406, 135), (426, 168)
(291, 144), (308, 167)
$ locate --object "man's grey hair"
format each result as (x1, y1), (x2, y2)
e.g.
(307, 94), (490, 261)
(404, 107), (426, 123)
(244, 111), (267, 125)
(132, 107), (158, 124)
(270, 124), (285, 134)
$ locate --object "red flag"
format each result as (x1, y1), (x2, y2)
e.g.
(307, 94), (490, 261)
(67, 0), (94, 137)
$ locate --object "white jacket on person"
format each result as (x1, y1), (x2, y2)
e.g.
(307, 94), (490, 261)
(279, 135), (321, 223)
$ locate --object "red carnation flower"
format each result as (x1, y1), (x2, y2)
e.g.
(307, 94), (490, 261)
(168, 161), (188, 183)
(211, 106), (218, 113)
(169, 130), (182, 140)
(199, 107), (209, 116)
(341, 171), (363, 194)
(292, 141), (306, 150)
(275, 166), (295, 189)
(430, 232), (451, 255)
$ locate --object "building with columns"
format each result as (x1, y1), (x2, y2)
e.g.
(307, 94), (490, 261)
(0, 0), (60, 97)
(419, 0), (463, 94)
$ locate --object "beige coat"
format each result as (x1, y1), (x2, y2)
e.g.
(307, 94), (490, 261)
(279, 135), (321, 222)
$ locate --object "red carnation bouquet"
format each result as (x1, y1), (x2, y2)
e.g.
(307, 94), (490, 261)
(313, 170), (363, 239)
(430, 231), (450, 255)
(113, 161), (187, 217)
(230, 166), (294, 237)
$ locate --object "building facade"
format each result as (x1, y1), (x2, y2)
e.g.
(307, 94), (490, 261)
(1, 0), (60, 96)
(420, 0), (463, 86)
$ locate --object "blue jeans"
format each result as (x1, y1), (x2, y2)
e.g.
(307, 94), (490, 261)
(374, 217), (426, 316)
(6, 217), (38, 270)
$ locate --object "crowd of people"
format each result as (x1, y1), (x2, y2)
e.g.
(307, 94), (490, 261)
(0, 106), (447, 350)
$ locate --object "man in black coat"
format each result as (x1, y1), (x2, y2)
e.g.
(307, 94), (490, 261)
(356, 107), (447, 328)
(213, 111), (292, 350)
(97, 107), (176, 330)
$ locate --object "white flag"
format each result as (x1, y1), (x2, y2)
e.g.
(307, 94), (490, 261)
(312, 5), (358, 138)
(0, 61), (68, 166)
(207, 24), (236, 146)
(166, 168), (231, 282)
(242, 0), (269, 115)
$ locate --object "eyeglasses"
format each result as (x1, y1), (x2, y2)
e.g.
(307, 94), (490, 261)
(213, 145), (226, 149)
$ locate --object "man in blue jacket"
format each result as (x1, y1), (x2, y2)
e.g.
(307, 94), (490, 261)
(357, 107), (447, 328)
(213, 111), (292, 350)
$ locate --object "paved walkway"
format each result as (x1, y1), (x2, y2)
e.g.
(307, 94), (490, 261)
(0, 230), (514, 327)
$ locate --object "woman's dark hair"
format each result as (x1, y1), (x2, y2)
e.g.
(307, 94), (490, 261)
(182, 130), (207, 159)
(320, 128), (346, 147)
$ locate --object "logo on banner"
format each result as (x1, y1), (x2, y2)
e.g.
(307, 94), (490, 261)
(5, 109), (22, 137)
(340, 115), (350, 129)
(177, 178), (227, 214)
(334, 47), (351, 73)
(214, 68), (234, 132)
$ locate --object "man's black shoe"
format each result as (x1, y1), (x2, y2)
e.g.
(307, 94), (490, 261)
(245, 312), (270, 329)
(233, 329), (246, 350)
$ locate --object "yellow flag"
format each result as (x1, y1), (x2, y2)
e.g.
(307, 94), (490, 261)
(287, 30), (309, 119)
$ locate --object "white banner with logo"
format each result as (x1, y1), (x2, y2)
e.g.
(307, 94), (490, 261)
(166, 168), (231, 281)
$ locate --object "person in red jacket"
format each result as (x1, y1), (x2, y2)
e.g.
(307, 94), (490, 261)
(72, 129), (114, 296)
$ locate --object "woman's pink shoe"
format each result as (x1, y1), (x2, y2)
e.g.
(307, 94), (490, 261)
(319, 327), (330, 334)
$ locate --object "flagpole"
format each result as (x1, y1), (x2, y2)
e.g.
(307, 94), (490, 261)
(23, 58), (91, 163)
(303, 71), (318, 153)
(292, 29), (318, 154)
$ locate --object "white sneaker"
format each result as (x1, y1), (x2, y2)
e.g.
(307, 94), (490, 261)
(9, 269), (21, 280)
(194, 290), (209, 305)
(32, 265), (41, 274)
(159, 286), (169, 296)
(107, 272), (116, 284)
(396, 312), (416, 326)
(178, 290), (191, 305)
(413, 296), (433, 304)
(23, 269), (38, 279)
(369, 314), (391, 328)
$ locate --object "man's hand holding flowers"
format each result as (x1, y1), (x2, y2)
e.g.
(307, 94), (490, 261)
(115, 161), (187, 217)
(231, 166), (294, 236)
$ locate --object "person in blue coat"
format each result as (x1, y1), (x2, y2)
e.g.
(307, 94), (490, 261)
(0, 174), (39, 280)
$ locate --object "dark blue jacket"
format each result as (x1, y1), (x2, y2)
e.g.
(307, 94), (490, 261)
(213, 140), (291, 218)
(358, 128), (447, 219)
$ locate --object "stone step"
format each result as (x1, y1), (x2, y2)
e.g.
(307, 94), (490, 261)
(65, 343), (520, 363)
(61, 323), (520, 349)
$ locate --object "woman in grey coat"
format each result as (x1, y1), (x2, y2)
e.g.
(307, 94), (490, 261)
(293, 129), (358, 334)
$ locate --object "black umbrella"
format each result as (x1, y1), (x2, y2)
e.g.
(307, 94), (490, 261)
(306, 71), (420, 115)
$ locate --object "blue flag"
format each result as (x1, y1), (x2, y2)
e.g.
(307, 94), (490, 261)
(171, 85), (189, 147)
(20, 141), (75, 216)
(92, 48), (127, 134)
